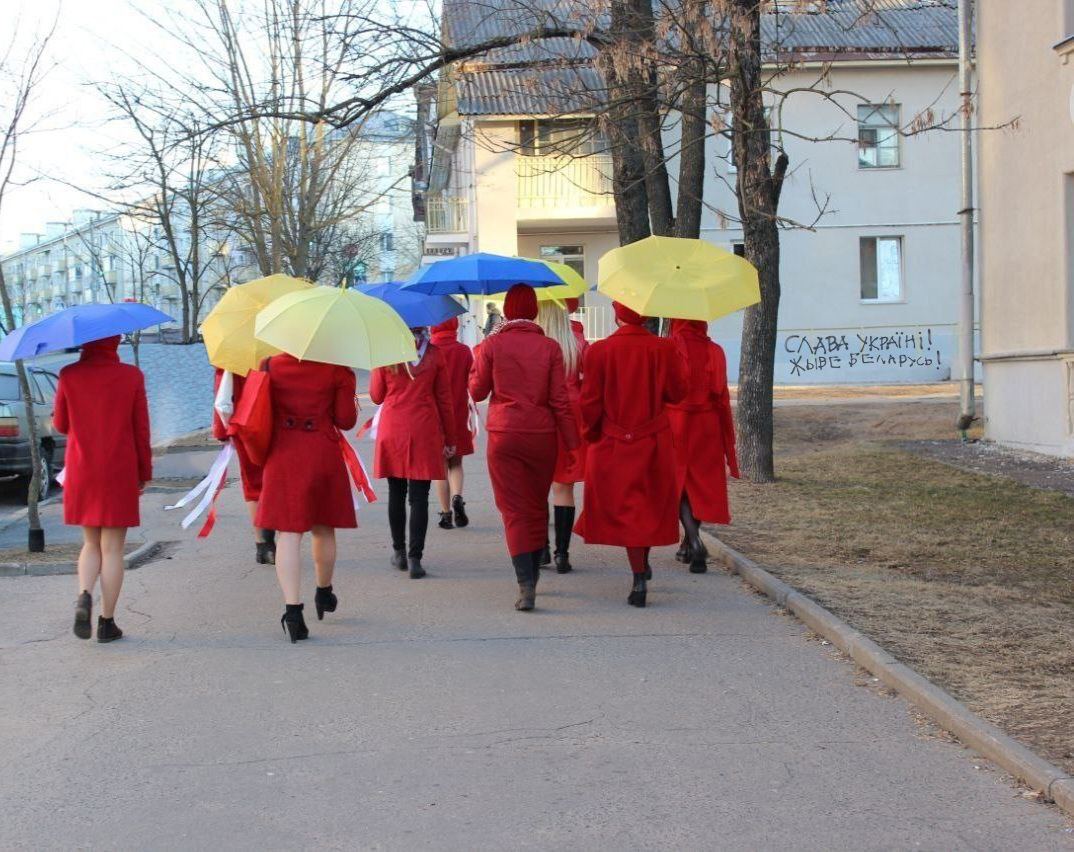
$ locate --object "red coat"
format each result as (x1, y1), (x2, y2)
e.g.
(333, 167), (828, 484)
(469, 320), (579, 555)
(369, 345), (457, 481)
(54, 338), (152, 528)
(553, 343), (588, 485)
(212, 369), (263, 502)
(254, 354), (358, 533)
(574, 324), (688, 547)
(429, 326), (475, 457)
(668, 322), (739, 524)
(570, 318), (588, 352)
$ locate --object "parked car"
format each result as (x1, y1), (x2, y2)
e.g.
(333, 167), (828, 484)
(0, 366), (66, 500)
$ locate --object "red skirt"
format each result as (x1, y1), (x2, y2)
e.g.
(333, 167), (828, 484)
(487, 430), (557, 557)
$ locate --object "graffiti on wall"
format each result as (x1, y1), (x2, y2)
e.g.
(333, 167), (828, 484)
(783, 328), (945, 378)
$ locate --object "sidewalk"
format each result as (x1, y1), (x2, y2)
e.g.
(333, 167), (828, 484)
(1, 436), (1070, 849)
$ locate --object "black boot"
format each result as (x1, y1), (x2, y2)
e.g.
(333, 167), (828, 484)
(281, 603), (309, 643)
(408, 557), (426, 579)
(452, 494), (469, 528)
(314, 585), (338, 620)
(74, 591), (92, 640)
(512, 552), (536, 611)
(390, 549), (407, 570)
(96, 615), (124, 643)
(437, 511), (454, 530)
(553, 505), (575, 573)
(675, 534), (690, 564)
(628, 574), (647, 608)
(256, 541), (275, 565)
(688, 541), (709, 574)
(539, 543), (552, 567)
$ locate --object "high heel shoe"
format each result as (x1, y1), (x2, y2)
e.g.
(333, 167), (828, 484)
(452, 494), (469, 528)
(628, 575), (647, 608)
(73, 591), (92, 640)
(437, 511), (454, 530)
(280, 603), (309, 643)
(314, 585), (338, 620)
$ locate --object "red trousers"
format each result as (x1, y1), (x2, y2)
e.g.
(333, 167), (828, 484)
(487, 430), (557, 557)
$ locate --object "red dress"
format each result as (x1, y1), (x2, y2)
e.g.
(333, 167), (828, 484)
(574, 324), (688, 547)
(469, 320), (578, 556)
(429, 323), (475, 457)
(212, 369), (263, 502)
(369, 345), (457, 481)
(53, 337), (152, 528)
(667, 321), (739, 524)
(254, 354), (358, 533)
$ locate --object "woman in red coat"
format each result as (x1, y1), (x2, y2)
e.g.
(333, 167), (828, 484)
(369, 328), (457, 579)
(469, 285), (578, 611)
(254, 354), (358, 642)
(535, 300), (586, 574)
(212, 369), (274, 564)
(574, 302), (688, 608)
(54, 336), (152, 643)
(429, 317), (474, 531)
(668, 320), (739, 573)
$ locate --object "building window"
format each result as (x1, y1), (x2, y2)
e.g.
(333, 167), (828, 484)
(379, 231), (394, 253)
(732, 242), (746, 257)
(860, 237), (903, 302)
(858, 104), (900, 168)
(519, 119), (608, 157)
(540, 244), (584, 279)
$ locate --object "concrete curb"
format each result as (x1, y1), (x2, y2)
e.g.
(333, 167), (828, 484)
(702, 530), (1074, 813)
(0, 539), (161, 578)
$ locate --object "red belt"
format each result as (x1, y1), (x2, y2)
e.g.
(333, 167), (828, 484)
(602, 413), (669, 443)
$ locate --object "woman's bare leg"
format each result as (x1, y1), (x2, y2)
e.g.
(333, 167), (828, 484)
(435, 479), (450, 512)
(275, 532), (303, 604)
(447, 457), (464, 498)
(246, 501), (264, 543)
(77, 527), (102, 595)
(311, 525), (336, 588)
(98, 527), (128, 618)
(551, 482), (574, 508)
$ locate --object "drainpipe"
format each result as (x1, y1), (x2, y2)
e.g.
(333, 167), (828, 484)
(956, 0), (977, 433)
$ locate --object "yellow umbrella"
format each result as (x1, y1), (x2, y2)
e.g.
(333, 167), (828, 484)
(597, 236), (760, 321)
(201, 274), (314, 375)
(488, 259), (588, 306)
(254, 285), (417, 369)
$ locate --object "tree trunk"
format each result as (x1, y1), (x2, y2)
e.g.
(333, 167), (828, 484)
(0, 267), (44, 549)
(674, 67), (707, 239)
(729, 0), (782, 483)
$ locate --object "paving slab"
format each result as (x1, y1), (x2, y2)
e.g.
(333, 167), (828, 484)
(1, 436), (1071, 850)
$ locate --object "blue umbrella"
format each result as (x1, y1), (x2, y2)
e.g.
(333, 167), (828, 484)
(401, 252), (565, 296)
(358, 282), (467, 329)
(0, 302), (173, 361)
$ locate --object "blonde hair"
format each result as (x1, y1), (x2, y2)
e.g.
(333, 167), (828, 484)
(536, 301), (579, 376)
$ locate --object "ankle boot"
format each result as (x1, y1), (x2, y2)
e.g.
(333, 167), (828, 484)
(437, 511), (454, 530)
(452, 494), (469, 528)
(281, 603), (309, 643)
(688, 537), (708, 574)
(512, 553), (536, 611)
(74, 591), (92, 640)
(96, 616), (124, 643)
(675, 534), (690, 564)
(628, 574), (647, 608)
(390, 548), (407, 570)
(553, 506), (575, 573)
(314, 585), (338, 620)
(408, 556), (426, 579)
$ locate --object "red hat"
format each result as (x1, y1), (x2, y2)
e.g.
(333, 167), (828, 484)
(565, 297), (580, 313)
(612, 301), (645, 326)
(431, 316), (459, 336)
(83, 335), (122, 353)
(669, 319), (709, 337)
(504, 284), (538, 321)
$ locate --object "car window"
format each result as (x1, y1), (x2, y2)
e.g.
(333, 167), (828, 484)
(34, 372), (56, 403)
(27, 373), (46, 404)
(0, 374), (20, 401)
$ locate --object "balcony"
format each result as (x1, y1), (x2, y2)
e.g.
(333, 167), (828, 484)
(426, 195), (469, 234)
(37, 264), (52, 278)
(516, 154), (614, 213)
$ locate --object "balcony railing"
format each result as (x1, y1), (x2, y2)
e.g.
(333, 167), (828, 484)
(576, 305), (612, 341)
(517, 154), (614, 210)
(426, 195), (469, 234)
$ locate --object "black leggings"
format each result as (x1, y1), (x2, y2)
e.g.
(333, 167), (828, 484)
(388, 478), (431, 558)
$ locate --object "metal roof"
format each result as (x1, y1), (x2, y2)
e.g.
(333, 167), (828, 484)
(444, 0), (958, 116)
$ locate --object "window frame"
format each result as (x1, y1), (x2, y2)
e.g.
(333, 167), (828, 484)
(857, 103), (902, 170)
(859, 235), (905, 304)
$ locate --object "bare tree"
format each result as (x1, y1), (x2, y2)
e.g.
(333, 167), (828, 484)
(0, 15), (57, 550)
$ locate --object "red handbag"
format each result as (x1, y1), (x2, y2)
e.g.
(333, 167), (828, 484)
(228, 363), (273, 466)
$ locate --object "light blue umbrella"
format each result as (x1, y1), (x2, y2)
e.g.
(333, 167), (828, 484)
(0, 303), (173, 361)
(401, 252), (565, 296)
(358, 282), (466, 329)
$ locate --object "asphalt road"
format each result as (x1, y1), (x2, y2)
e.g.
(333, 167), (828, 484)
(2, 436), (1072, 850)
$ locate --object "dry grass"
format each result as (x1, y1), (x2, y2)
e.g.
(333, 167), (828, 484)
(717, 400), (1074, 773)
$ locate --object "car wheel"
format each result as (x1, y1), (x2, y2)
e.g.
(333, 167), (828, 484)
(21, 449), (53, 504)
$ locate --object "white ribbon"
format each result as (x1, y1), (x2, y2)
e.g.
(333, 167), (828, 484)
(214, 370), (235, 427)
(365, 406), (382, 441)
(56, 467), (66, 486)
(164, 443), (234, 530)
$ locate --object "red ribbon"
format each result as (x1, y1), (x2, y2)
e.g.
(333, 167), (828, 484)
(356, 414), (376, 440)
(196, 473), (229, 538)
(339, 430), (377, 503)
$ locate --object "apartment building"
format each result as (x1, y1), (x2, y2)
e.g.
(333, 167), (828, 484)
(977, 1), (1074, 454)
(418, 0), (971, 384)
